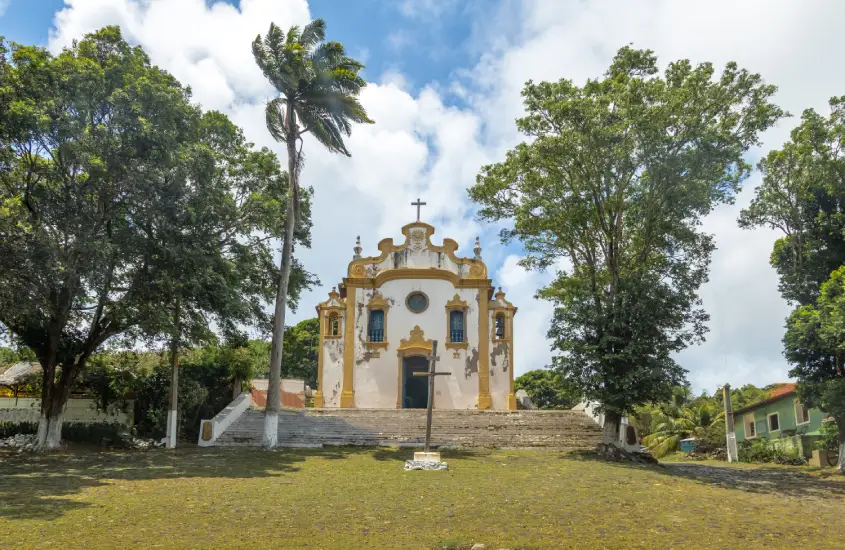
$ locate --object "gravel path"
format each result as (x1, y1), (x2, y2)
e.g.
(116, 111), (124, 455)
(662, 462), (845, 501)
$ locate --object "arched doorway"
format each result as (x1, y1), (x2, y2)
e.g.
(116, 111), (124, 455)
(401, 355), (429, 409)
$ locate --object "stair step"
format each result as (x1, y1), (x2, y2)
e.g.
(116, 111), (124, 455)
(214, 408), (602, 449)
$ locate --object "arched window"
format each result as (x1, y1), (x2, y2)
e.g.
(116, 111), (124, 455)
(449, 310), (464, 343)
(368, 310), (385, 343)
(494, 313), (506, 340)
(327, 313), (339, 337)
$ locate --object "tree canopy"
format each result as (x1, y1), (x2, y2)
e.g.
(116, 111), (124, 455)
(0, 27), (312, 449)
(740, 97), (845, 469)
(469, 47), (783, 431)
(513, 369), (579, 409)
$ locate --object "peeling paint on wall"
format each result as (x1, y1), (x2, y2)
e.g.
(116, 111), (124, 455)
(491, 341), (509, 374)
(465, 347), (479, 378)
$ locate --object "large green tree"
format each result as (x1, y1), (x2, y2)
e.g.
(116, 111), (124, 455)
(0, 28), (310, 450)
(252, 19), (372, 448)
(783, 268), (845, 470)
(514, 369), (579, 409)
(149, 111), (315, 447)
(740, 97), (845, 471)
(469, 47), (783, 446)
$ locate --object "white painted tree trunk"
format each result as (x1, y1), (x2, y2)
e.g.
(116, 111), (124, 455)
(263, 410), (278, 449)
(46, 413), (63, 449)
(35, 413), (49, 448)
(837, 441), (845, 472)
(602, 415), (620, 446)
(34, 412), (63, 451)
(165, 409), (178, 449)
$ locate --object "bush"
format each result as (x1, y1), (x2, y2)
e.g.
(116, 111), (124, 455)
(0, 421), (38, 438)
(814, 419), (839, 452)
(0, 420), (129, 446)
(738, 438), (807, 465)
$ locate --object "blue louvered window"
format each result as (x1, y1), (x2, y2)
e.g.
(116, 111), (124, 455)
(450, 310), (464, 343)
(368, 310), (384, 342)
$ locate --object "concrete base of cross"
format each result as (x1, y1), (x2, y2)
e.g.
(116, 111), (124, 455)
(414, 451), (441, 461)
(405, 459), (448, 470)
(405, 451), (448, 470)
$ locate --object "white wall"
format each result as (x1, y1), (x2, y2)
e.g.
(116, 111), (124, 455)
(351, 281), (485, 409)
(489, 325), (512, 410)
(321, 336), (344, 407)
(0, 397), (133, 425)
(318, 222), (513, 409)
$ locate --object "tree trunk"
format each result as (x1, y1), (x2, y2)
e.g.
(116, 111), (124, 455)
(34, 352), (61, 451)
(838, 416), (845, 473)
(165, 296), (181, 449)
(602, 411), (621, 446)
(263, 119), (298, 450)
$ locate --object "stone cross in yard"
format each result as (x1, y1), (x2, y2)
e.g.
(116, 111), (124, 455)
(412, 340), (450, 453)
(411, 197), (426, 222)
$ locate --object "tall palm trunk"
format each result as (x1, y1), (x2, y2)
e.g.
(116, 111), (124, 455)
(263, 115), (298, 449)
(165, 294), (181, 449)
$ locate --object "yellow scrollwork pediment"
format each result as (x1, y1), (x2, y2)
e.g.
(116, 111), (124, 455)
(397, 325), (432, 356)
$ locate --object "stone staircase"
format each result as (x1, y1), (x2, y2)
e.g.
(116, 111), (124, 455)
(215, 408), (602, 450)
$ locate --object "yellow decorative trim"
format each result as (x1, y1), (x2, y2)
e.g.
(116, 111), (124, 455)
(340, 287), (356, 408)
(445, 293), (469, 352)
(490, 287), (516, 343)
(324, 311), (342, 339)
(445, 341), (469, 351)
(367, 292), (390, 311)
(365, 291), (390, 349)
(477, 287), (492, 409)
(405, 290), (430, 313)
(396, 326), (434, 409)
(445, 293), (468, 309)
(508, 308), (515, 410)
(397, 325), (433, 355)
(346, 222), (488, 280)
(315, 308), (326, 408)
(343, 272), (492, 290)
(366, 341), (388, 350)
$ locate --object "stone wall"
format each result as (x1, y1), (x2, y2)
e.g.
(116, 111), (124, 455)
(0, 397), (133, 425)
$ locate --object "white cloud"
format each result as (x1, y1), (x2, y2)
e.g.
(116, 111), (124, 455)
(0, 1), (10, 18)
(460, 0), (845, 392)
(47, 0), (845, 393)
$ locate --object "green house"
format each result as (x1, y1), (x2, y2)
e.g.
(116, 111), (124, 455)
(732, 383), (826, 457)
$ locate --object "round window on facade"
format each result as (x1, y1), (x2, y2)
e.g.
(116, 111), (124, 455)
(406, 291), (429, 313)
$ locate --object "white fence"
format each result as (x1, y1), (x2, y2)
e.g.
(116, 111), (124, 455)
(0, 397), (133, 425)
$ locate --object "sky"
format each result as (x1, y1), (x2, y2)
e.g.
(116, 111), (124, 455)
(3, 0), (845, 394)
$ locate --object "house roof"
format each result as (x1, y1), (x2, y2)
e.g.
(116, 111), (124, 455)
(0, 362), (41, 386)
(249, 379), (306, 409)
(733, 383), (797, 416)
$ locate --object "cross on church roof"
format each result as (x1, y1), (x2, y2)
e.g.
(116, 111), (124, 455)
(411, 197), (426, 222)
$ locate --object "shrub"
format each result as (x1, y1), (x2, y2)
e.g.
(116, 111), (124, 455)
(0, 420), (129, 446)
(738, 438), (807, 465)
(0, 421), (38, 438)
(814, 419), (839, 452)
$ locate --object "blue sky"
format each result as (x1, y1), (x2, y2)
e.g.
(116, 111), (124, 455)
(1, 0), (482, 105)
(4, 1), (845, 393)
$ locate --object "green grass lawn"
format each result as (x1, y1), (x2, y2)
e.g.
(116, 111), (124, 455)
(2, 446), (844, 549)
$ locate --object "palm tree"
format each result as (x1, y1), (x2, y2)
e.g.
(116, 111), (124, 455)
(642, 411), (695, 458)
(252, 19), (373, 448)
(642, 405), (726, 458)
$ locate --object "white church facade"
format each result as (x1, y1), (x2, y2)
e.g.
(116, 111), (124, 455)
(313, 215), (518, 410)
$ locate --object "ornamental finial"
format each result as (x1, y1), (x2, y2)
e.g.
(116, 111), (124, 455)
(473, 236), (482, 259)
(353, 235), (362, 260)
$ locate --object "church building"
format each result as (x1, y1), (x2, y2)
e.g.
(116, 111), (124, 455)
(313, 204), (517, 410)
